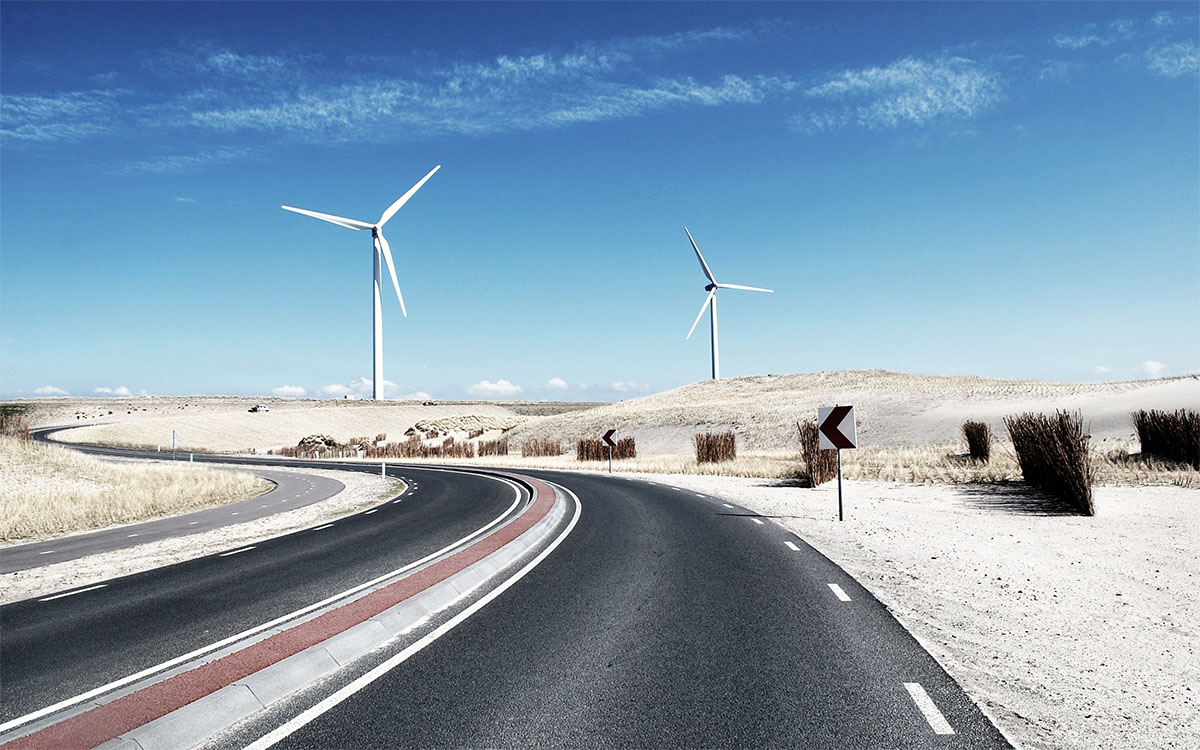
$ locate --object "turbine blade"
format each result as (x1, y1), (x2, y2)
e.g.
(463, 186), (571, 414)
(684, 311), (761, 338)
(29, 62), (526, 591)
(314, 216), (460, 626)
(684, 227), (717, 284)
(686, 290), (716, 340)
(378, 165), (441, 228)
(281, 205), (372, 231)
(715, 282), (774, 293)
(377, 233), (407, 317)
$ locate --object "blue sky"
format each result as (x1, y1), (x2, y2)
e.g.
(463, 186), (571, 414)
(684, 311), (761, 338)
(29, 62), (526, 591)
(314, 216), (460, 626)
(2, 2), (1197, 401)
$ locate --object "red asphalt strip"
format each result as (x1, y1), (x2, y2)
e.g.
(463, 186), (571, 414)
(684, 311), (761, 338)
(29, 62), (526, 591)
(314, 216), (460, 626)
(3, 473), (557, 750)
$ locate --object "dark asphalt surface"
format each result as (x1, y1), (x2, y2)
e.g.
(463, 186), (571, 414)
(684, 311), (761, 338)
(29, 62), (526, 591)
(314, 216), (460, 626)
(1, 469), (344, 573)
(0, 462), (521, 724)
(263, 470), (1009, 749)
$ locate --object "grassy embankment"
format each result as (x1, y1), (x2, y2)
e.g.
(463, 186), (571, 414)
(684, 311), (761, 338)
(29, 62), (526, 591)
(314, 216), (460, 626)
(0, 436), (272, 542)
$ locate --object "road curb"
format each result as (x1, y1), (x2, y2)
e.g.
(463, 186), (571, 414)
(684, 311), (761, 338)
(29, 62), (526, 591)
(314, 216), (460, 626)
(2, 473), (568, 750)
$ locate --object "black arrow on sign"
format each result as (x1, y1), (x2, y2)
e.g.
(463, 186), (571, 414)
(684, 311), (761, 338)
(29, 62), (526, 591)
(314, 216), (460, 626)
(602, 429), (617, 448)
(819, 406), (855, 449)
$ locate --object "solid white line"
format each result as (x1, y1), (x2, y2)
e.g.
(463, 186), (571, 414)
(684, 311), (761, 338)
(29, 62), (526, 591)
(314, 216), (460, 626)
(245, 484), (582, 750)
(904, 682), (956, 735)
(39, 584), (107, 602)
(219, 546), (257, 557)
(0, 472), (524, 735)
(312, 524), (334, 531)
(785, 541), (800, 551)
(364, 509), (378, 515)
(751, 518), (764, 525)
(828, 583), (852, 602)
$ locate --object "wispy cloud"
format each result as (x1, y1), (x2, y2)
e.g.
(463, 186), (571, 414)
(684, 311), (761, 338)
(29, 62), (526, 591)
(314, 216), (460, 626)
(121, 146), (255, 174)
(1, 89), (123, 143)
(467, 379), (523, 396)
(797, 56), (1002, 132)
(1146, 41), (1199, 78)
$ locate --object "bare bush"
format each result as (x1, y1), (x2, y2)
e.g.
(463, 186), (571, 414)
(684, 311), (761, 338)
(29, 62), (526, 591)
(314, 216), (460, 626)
(962, 420), (991, 461)
(522, 439), (562, 458)
(467, 429), (484, 440)
(478, 438), (508, 456)
(375, 432), (387, 443)
(615, 437), (636, 460)
(797, 420), (837, 485)
(1004, 411), (1094, 515)
(576, 438), (604, 461)
(695, 431), (736, 463)
(1132, 409), (1200, 469)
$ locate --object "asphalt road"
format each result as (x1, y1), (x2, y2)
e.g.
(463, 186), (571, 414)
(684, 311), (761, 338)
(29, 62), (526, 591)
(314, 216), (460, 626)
(6, 436), (1009, 748)
(233, 470), (1010, 749)
(0, 463), (520, 725)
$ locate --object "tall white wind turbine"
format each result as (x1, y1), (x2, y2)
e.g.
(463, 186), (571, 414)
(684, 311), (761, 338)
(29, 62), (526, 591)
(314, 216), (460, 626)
(683, 227), (773, 380)
(282, 165), (440, 400)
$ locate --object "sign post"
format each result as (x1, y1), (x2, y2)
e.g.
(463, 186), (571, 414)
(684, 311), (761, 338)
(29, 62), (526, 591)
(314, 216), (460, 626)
(603, 429), (617, 474)
(171, 430), (178, 460)
(818, 405), (857, 521)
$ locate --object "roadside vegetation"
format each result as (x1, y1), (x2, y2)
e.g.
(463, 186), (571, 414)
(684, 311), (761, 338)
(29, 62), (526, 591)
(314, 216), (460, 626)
(0, 434), (271, 542)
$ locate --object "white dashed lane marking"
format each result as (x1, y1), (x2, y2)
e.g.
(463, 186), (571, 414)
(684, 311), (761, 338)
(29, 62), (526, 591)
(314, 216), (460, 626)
(722, 503), (733, 509)
(127, 534), (139, 538)
(40, 584), (107, 602)
(219, 546), (257, 557)
(785, 541), (800, 552)
(188, 521), (199, 525)
(312, 523), (334, 531)
(38, 550), (55, 555)
(828, 583), (852, 602)
(365, 509), (379, 515)
(904, 682), (956, 735)
(751, 518), (764, 525)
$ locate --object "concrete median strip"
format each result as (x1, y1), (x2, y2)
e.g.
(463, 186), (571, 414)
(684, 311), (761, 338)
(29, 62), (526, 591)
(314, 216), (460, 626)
(1, 472), (569, 750)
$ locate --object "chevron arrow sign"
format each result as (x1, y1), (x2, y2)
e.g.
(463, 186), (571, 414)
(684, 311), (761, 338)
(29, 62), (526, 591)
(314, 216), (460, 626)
(818, 406), (857, 450)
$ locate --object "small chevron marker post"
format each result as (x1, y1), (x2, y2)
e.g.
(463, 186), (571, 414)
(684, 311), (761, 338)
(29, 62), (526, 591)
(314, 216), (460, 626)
(603, 429), (617, 473)
(817, 406), (857, 521)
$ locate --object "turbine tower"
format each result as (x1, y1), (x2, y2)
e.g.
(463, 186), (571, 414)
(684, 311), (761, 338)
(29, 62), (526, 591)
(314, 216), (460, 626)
(684, 227), (773, 380)
(282, 165), (440, 400)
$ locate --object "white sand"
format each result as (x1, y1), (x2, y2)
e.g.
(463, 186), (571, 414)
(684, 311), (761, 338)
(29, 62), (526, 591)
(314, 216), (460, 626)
(0, 463), (405, 605)
(625, 473), (1198, 750)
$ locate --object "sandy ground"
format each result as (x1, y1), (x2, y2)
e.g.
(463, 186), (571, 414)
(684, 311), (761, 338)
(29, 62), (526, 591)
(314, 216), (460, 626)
(621, 473), (1198, 750)
(0, 462), (405, 605)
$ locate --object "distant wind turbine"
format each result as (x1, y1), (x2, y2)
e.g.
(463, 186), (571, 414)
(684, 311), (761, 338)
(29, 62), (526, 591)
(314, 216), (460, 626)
(683, 227), (773, 380)
(282, 165), (441, 400)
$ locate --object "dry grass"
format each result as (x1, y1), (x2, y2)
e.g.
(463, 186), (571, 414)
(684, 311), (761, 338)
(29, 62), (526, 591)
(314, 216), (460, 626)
(0, 436), (271, 542)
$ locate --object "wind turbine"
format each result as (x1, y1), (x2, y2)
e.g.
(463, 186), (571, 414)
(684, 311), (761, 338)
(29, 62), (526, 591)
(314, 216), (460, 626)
(282, 165), (440, 400)
(684, 227), (773, 380)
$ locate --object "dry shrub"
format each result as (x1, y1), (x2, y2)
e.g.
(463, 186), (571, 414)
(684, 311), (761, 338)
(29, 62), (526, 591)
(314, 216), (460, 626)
(576, 439), (605, 461)
(467, 429), (484, 440)
(1132, 409), (1200, 469)
(477, 438), (509, 456)
(0, 413), (30, 442)
(962, 420), (991, 461)
(615, 437), (636, 460)
(522, 439), (562, 458)
(695, 431), (736, 463)
(375, 432), (387, 443)
(797, 420), (837, 486)
(1004, 411), (1094, 515)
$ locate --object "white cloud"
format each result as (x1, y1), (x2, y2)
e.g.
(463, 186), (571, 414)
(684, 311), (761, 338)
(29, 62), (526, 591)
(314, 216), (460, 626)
(467, 379), (524, 396)
(1152, 11), (1178, 28)
(93, 386), (132, 396)
(399, 391), (433, 401)
(34, 385), (68, 396)
(799, 56), (1002, 132)
(1146, 41), (1199, 78)
(1053, 33), (1105, 51)
(272, 385), (307, 398)
(319, 377), (417, 399)
(1142, 360), (1167, 378)
(611, 380), (650, 393)
(1094, 365), (1111, 374)
(547, 377), (569, 391)
(173, 196), (196, 203)
(318, 383), (353, 397)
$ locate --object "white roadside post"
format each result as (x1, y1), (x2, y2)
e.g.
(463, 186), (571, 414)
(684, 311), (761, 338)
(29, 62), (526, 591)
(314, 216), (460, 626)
(381, 462), (386, 477)
(171, 430), (177, 460)
(818, 406), (857, 521)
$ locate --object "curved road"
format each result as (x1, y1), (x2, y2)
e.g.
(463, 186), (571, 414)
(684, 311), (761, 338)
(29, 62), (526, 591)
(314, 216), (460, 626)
(2, 443), (1009, 748)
